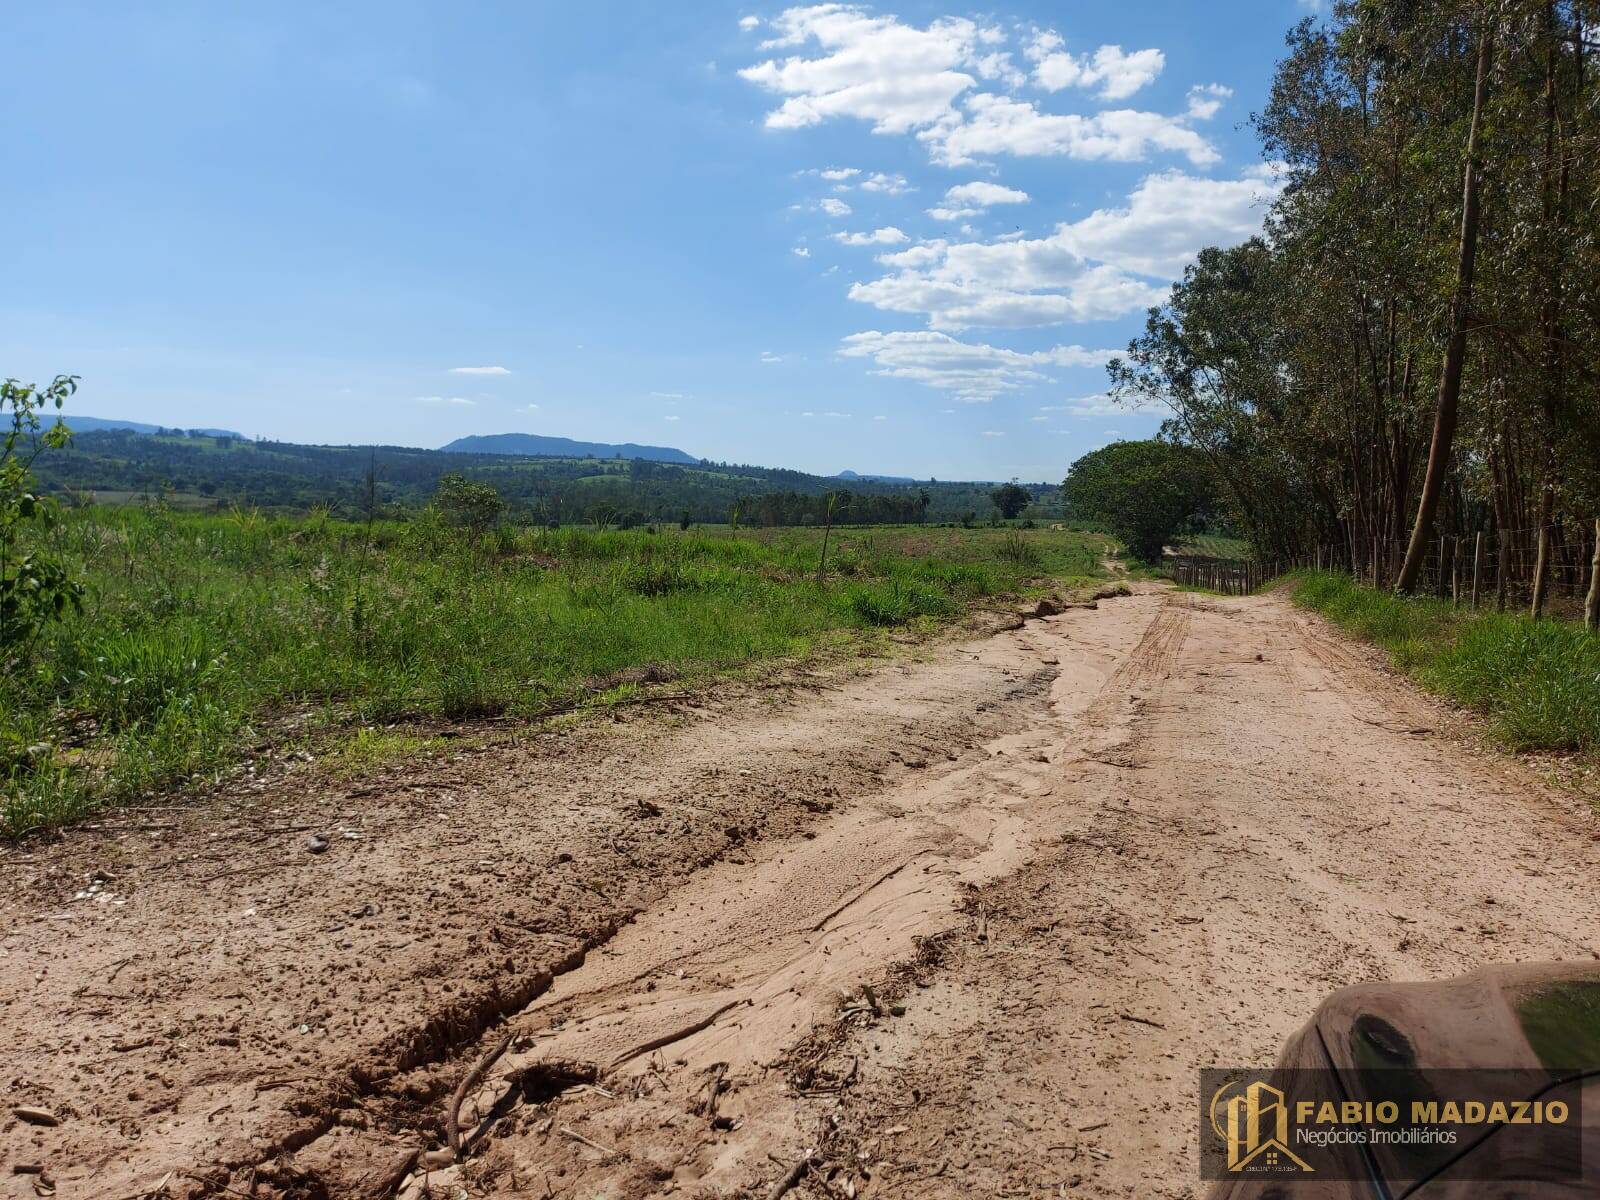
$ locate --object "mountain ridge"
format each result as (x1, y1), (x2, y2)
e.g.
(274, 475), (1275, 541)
(440, 432), (696, 464)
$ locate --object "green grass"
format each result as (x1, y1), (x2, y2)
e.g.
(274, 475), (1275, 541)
(1290, 571), (1600, 755)
(1, 508), (1105, 836)
(1168, 533), (1251, 559)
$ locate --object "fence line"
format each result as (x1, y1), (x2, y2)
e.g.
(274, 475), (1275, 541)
(1165, 517), (1600, 630)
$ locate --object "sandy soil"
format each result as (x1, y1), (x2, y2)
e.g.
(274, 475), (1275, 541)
(2, 586), (1596, 1199)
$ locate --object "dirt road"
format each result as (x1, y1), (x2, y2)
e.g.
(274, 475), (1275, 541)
(3, 586), (1596, 1198)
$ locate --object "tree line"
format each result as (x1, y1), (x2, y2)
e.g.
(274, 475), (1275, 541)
(31, 428), (1061, 526)
(1113, 0), (1600, 611)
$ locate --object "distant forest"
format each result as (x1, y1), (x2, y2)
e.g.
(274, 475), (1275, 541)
(31, 427), (1064, 526)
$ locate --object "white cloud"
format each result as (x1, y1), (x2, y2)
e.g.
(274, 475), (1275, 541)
(858, 171), (912, 194)
(945, 180), (1029, 206)
(834, 226), (910, 246)
(663, 414), (681, 421)
(814, 167), (911, 193)
(820, 197), (852, 216)
(416, 395), (475, 406)
(1185, 83), (1232, 120)
(793, 245), (812, 257)
(650, 391), (685, 398)
(850, 167), (1278, 329)
(931, 93), (1218, 168)
(761, 351), (788, 363)
(1025, 32), (1165, 100)
(929, 179), (1030, 220)
(840, 330), (1116, 400)
(742, 5), (983, 134)
(982, 430), (1005, 437)
(873, 414), (888, 421)
(740, 14), (761, 30)
(1056, 166), (1282, 277)
(741, 6), (1210, 169)
(849, 230), (1162, 329)
(448, 365), (511, 376)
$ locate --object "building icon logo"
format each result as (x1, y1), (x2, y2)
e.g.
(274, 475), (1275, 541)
(1209, 1079), (1315, 1174)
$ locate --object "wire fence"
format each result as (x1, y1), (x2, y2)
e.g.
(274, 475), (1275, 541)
(1166, 518), (1600, 630)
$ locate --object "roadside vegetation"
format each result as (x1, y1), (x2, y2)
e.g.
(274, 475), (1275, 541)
(0, 504), (1105, 837)
(1110, 3), (1600, 615)
(1292, 571), (1600, 756)
(1061, 440), (1223, 564)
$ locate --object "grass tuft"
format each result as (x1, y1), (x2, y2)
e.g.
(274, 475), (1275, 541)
(1290, 571), (1600, 754)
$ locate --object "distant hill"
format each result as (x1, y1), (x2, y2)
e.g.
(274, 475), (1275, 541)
(837, 469), (921, 484)
(441, 433), (696, 464)
(31, 425), (1062, 525)
(64, 415), (244, 438)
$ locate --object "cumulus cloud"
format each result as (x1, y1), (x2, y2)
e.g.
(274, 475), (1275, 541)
(834, 226), (910, 246)
(1025, 31), (1164, 100)
(449, 365), (511, 376)
(849, 167), (1278, 329)
(840, 330), (1116, 400)
(820, 166), (860, 180)
(1056, 166), (1282, 277)
(793, 245), (812, 257)
(1185, 83), (1232, 120)
(740, 6), (1212, 168)
(858, 171), (912, 194)
(820, 197), (852, 216)
(931, 93), (1218, 167)
(849, 230), (1163, 329)
(742, 5), (983, 133)
(929, 179), (1029, 219)
(946, 180), (1029, 206)
(739, 14), (761, 29)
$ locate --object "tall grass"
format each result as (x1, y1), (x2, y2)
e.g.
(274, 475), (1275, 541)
(1, 510), (1104, 835)
(1291, 571), (1600, 754)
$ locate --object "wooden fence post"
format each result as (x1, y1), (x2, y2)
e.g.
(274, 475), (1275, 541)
(1495, 531), (1509, 612)
(1436, 535), (1448, 599)
(1470, 531), (1483, 610)
(1530, 525), (1551, 619)
(1586, 518), (1600, 632)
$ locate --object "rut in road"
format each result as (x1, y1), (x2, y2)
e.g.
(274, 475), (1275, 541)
(3, 586), (1595, 1200)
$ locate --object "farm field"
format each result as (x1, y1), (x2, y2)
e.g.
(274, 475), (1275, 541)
(1, 508), (1109, 836)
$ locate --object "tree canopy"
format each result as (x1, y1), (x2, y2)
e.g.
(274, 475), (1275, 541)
(1112, 0), (1600, 606)
(1062, 440), (1216, 563)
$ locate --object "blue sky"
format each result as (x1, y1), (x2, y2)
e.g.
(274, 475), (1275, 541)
(2, 2), (1299, 481)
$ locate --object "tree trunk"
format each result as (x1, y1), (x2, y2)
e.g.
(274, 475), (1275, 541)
(1471, 530), (1483, 609)
(1586, 518), (1599, 631)
(1395, 22), (1494, 594)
